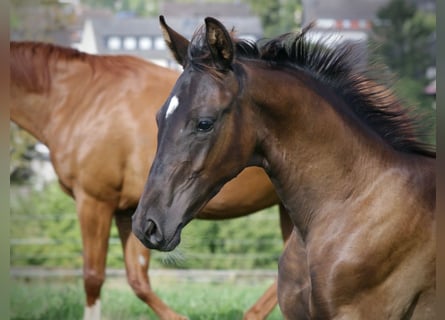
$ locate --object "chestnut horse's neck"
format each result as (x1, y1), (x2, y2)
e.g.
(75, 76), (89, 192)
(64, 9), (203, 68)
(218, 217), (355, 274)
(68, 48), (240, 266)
(10, 86), (48, 143)
(10, 42), (164, 147)
(245, 63), (433, 237)
(10, 42), (88, 144)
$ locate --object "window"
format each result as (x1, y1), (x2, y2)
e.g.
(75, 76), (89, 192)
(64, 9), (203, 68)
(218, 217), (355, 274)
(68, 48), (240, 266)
(107, 36), (121, 50)
(123, 36), (137, 50)
(139, 37), (152, 50)
(154, 37), (166, 50)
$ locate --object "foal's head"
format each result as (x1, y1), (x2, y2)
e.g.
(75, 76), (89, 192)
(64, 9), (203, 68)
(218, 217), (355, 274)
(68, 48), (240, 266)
(132, 17), (258, 250)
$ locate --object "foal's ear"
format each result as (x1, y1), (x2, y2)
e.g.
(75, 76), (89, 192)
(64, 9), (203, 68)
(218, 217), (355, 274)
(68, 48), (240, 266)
(204, 17), (234, 70)
(159, 15), (189, 67)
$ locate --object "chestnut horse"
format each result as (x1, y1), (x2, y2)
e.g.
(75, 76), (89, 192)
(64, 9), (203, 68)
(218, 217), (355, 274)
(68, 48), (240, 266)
(10, 41), (293, 319)
(132, 17), (436, 319)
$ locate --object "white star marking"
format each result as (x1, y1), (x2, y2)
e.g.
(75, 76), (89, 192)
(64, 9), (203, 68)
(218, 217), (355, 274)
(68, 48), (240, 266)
(165, 95), (179, 119)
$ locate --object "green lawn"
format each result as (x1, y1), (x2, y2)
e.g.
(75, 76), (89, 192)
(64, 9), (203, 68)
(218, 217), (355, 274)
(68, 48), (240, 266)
(10, 276), (283, 320)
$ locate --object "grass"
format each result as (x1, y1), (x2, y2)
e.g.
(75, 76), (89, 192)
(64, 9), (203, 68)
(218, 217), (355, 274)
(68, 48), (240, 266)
(10, 276), (283, 320)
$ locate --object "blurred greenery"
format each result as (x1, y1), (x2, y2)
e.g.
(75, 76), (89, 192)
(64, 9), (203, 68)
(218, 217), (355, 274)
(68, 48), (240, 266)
(10, 278), (283, 320)
(173, 207), (282, 270)
(10, 183), (83, 268)
(371, 0), (436, 145)
(9, 124), (37, 184)
(245, 0), (302, 37)
(10, 182), (283, 270)
(373, 0), (435, 79)
(393, 77), (436, 144)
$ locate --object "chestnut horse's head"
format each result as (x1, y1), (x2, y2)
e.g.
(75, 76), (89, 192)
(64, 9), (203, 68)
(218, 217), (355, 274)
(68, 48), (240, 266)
(132, 16), (258, 251)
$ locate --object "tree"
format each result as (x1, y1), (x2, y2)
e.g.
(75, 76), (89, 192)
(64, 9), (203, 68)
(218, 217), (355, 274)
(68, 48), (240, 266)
(372, 0), (435, 79)
(244, 0), (302, 37)
(371, 0), (436, 144)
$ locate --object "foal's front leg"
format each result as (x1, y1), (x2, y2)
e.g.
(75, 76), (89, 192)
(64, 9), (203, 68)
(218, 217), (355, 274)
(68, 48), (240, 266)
(278, 228), (311, 319)
(244, 204), (293, 320)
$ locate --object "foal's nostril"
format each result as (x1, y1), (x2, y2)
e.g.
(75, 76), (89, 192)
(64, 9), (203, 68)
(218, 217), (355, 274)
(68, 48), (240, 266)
(145, 219), (155, 234)
(145, 219), (163, 245)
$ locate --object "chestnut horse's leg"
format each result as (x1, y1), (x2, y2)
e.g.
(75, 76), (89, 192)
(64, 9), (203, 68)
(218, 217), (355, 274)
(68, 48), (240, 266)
(114, 212), (188, 320)
(243, 204), (293, 320)
(75, 191), (114, 320)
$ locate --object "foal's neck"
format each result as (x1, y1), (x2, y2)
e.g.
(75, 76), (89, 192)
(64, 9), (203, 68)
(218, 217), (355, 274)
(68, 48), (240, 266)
(247, 65), (396, 235)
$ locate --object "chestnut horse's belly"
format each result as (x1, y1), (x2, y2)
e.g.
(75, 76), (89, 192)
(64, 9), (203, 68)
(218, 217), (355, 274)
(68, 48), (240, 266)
(72, 156), (277, 219)
(196, 167), (279, 219)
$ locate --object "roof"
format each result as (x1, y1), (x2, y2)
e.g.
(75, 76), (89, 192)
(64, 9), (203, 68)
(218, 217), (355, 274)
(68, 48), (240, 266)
(161, 2), (254, 17)
(90, 15), (262, 40)
(77, 13), (262, 68)
(302, 0), (390, 23)
(299, 0), (393, 53)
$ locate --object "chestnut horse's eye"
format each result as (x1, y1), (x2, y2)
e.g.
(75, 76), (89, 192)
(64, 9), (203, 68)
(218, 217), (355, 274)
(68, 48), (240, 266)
(197, 119), (214, 132)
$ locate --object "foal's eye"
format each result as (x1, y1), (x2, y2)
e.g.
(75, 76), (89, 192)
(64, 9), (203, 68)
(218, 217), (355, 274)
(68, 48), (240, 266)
(196, 119), (214, 132)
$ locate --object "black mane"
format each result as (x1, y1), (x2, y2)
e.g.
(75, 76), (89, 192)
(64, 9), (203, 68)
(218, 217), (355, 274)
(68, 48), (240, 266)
(189, 25), (435, 157)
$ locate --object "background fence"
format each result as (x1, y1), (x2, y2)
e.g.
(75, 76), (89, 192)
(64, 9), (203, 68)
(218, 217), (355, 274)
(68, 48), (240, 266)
(10, 183), (285, 273)
(11, 212), (283, 270)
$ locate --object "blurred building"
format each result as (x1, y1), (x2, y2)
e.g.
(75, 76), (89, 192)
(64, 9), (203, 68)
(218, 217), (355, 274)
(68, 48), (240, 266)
(301, 0), (389, 57)
(301, 0), (435, 64)
(74, 2), (262, 70)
